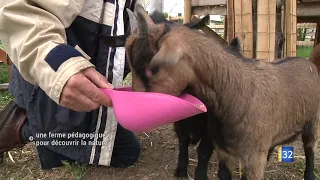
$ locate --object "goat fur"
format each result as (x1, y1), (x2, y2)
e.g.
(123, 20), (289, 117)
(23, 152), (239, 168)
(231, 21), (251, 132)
(125, 4), (320, 180)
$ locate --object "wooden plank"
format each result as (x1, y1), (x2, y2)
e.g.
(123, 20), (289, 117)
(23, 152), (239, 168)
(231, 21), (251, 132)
(191, 0), (227, 6)
(234, 0), (253, 58)
(184, 0), (192, 23)
(293, 0), (297, 56)
(283, 1), (287, 56)
(301, 0), (320, 2)
(256, 0), (276, 61)
(297, 41), (314, 46)
(298, 16), (320, 23)
(285, 0), (297, 56)
(280, 1), (285, 58)
(224, 15), (228, 40)
(256, 0), (269, 60)
(0, 48), (7, 64)
(192, 5), (227, 16)
(314, 23), (320, 47)
(297, 1), (320, 17)
(297, 23), (317, 28)
(269, 0), (276, 61)
(227, 0), (234, 43)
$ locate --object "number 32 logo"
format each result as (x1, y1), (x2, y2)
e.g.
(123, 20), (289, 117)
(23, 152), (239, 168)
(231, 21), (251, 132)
(280, 146), (294, 163)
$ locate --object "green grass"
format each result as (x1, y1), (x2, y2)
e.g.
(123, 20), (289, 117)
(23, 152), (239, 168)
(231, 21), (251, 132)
(297, 46), (313, 58)
(0, 90), (13, 109)
(0, 63), (13, 109)
(61, 161), (88, 180)
(0, 63), (10, 84)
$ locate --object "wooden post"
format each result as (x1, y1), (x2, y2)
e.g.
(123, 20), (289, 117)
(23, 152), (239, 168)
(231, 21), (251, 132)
(256, 0), (276, 61)
(224, 15), (228, 40)
(285, 0), (297, 57)
(234, 0), (253, 58)
(0, 49), (7, 64)
(184, 0), (192, 24)
(313, 23), (320, 47)
(227, 0), (234, 43)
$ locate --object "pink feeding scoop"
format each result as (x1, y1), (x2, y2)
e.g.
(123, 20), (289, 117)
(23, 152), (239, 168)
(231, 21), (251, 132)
(100, 87), (207, 132)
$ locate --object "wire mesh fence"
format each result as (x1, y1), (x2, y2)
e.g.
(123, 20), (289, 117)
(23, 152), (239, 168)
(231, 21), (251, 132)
(297, 23), (315, 58)
(161, 0), (317, 61)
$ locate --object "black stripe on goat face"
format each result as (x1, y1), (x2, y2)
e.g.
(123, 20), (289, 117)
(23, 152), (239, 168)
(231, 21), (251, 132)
(130, 24), (172, 90)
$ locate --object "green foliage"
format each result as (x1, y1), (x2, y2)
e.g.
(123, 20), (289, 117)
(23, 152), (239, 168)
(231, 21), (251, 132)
(297, 46), (312, 58)
(163, 12), (168, 18)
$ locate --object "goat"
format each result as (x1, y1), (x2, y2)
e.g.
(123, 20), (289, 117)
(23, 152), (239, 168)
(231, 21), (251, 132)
(145, 11), (221, 180)
(309, 43), (320, 73)
(146, 11), (248, 180)
(125, 5), (320, 180)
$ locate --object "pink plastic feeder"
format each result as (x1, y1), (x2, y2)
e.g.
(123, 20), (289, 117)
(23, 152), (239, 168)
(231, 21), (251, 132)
(100, 87), (207, 132)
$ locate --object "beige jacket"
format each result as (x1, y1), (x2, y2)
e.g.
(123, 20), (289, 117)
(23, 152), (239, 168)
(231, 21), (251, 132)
(0, 0), (95, 104)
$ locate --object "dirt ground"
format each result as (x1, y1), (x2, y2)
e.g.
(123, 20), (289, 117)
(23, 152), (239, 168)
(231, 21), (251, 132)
(1, 73), (320, 180)
(0, 123), (319, 180)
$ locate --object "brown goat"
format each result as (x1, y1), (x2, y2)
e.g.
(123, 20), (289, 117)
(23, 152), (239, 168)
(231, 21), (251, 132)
(125, 5), (320, 180)
(131, 10), (244, 180)
(142, 11), (219, 180)
(310, 43), (320, 73)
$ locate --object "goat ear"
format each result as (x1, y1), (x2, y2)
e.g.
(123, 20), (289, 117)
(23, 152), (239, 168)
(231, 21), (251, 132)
(185, 15), (210, 29)
(135, 4), (155, 37)
(126, 8), (138, 34)
(150, 41), (183, 68)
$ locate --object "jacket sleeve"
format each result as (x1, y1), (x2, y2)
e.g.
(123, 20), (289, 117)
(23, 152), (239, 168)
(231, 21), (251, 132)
(0, 0), (95, 104)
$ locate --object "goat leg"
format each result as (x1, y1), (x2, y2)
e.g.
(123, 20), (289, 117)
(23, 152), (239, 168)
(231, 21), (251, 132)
(0, 152), (3, 163)
(242, 151), (268, 180)
(267, 146), (276, 161)
(216, 149), (233, 180)
(301, 121), (318, 180)
(174, 126), (190, 178)
(194, 135), (214, 180)
(217, 160), (232, 180)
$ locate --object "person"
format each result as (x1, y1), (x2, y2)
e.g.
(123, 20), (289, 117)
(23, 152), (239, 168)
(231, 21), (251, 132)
(0, 0), (141, 169)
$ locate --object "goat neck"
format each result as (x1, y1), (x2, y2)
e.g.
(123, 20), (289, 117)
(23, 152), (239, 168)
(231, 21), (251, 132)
(183, 30), (255, 116)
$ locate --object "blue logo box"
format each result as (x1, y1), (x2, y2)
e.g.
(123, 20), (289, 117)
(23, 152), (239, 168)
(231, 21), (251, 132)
(279, 146), (294, 163)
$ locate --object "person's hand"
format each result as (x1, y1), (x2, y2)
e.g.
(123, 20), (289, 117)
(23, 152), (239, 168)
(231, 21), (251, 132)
(60, 67), (113, 112)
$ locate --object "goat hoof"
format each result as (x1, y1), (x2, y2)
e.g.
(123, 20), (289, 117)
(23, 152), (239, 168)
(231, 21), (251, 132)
(194, 175), (208, 180)
(174, 167), (188, 178)
(304, 172), (315, 180)
(194, 169), (208, 180)
(240, 176), (248, 180)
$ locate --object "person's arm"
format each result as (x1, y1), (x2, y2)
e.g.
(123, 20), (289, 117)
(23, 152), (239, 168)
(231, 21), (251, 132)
(0, 0), (94, 105)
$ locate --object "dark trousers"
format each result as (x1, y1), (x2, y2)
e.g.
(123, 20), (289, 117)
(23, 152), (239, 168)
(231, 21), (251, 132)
(22, 123), (141, 169)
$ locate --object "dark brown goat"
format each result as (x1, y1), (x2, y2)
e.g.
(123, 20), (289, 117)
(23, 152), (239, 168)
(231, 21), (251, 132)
(144, 10), (245, 180)
(310, 43), (320, 73)
(126, 5), (320, 180)
(145, 11), (218, 179)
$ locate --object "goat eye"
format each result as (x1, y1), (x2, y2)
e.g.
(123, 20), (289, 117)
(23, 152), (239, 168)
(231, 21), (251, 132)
(151, 66), (159, 75)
